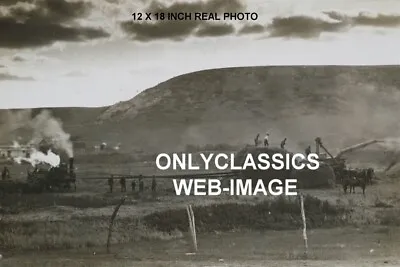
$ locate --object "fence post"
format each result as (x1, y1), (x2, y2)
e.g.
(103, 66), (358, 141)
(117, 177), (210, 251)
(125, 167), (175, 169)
(186, 205), (197, 252)
(106, 197), (126, 253)
(300, 194), (308, 257)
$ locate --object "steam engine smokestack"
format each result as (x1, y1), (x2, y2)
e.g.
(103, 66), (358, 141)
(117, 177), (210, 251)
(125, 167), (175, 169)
(69, 157), (74, 175)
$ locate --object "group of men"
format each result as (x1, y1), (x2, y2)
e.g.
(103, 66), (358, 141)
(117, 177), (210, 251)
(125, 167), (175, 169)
(254, 133), (271, 147)
(254, 132), (286, 149)
(107, 176), (157, 194)
(254, 133), (312, 155)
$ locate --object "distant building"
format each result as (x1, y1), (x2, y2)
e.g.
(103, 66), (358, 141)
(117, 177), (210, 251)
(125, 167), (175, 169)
(0, 145), (32, 159)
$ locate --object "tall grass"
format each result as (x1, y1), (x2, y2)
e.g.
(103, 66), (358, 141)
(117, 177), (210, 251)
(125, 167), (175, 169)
(143, 195), (348, 232)
(0, 195), (348, 252)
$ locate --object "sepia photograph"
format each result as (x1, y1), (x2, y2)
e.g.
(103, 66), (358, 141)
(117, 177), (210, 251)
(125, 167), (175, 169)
(1, 0), (400, 266)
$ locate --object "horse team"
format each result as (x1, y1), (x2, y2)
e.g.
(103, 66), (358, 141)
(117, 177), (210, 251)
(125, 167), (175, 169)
(339, 168), (375, 196)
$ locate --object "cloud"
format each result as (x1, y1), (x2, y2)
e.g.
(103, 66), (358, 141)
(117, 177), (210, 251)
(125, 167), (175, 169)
(195, 23), (235, 37)
(238, 23), (266, 35)
(145, 0), (244, 14)
(121, 20), (199, 41)
(121, 0), (245, 41)
(267, 15), (347, 38)
(0, 0), (109, 48)
(12, 55), (25, 62)
(6, 0), (92, 23)
(0, 72), (34, 81)
(0, 0), (34, 6)
(39, 0), (93, 22)
(64, 70), (86, 77)
(267, 12), (400, 39)
(332, 12), (400, 27)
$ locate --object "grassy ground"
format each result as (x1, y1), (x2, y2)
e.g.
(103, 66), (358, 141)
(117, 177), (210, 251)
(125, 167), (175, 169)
(0, 194), (348, 250)
(1, 227), (400, 266)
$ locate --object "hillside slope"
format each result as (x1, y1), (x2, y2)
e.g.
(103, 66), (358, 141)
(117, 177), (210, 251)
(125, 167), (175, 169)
(2, 66), (400, 154)
(93, 66), (400, 152)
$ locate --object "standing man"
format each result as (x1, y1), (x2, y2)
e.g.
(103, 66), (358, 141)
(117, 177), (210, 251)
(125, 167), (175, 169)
(305, 145), (311, 156)
(2, 166), (10, 180)
(108, 176), (114, 193)
(254, 134), (260, 147)
(264, 133), (270, 147)
(151, 176), (157, 198)
(280, 138), (287, 149)
(120, 177), (126, 192)
(139, 176), (144, 193)
(131, 179), (136, 192)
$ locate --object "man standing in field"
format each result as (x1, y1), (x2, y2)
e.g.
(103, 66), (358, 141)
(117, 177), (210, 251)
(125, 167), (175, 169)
(151, 176), (157, 198)
(2, 166), (10, 180)
(254, 133), (260, 146)
(131, 179), (136, 192)
(120, 177), (126, 192)
(264, 133), (269, 147)
(280, 138), (287, 149)
(305, 145), (311, 156)
(139, 176), (144, 193)
(108, 176), (114, 193)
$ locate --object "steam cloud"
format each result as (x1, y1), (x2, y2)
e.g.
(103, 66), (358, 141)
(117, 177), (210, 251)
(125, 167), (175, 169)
(1, 109), (73, 168)
(14, 148), (61, 168)
(12, 140), (20, 148)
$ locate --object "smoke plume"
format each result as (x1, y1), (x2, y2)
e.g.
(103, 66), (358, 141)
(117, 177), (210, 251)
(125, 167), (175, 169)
(28, 110), (74, 157)
(0, 109), (32, 138)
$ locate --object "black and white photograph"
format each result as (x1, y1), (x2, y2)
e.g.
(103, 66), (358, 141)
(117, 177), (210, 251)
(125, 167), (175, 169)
(1, 0), (400, 266)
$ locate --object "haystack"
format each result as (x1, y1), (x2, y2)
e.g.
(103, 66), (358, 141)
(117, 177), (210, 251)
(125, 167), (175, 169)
(233, 146), (293, 182)
(293, 161), (335, 189)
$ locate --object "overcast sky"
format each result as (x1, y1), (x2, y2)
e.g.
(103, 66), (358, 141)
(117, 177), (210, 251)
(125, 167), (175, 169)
(1, 0), (400, 109)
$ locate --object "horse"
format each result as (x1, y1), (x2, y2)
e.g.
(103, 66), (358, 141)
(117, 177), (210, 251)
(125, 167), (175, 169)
(342, 169), (367, 196)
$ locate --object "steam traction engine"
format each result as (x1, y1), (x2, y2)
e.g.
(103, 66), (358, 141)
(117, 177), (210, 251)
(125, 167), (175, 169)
(27, 157), (76, 193)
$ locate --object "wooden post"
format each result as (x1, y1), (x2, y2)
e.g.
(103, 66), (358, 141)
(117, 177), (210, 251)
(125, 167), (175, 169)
(300, 194), (308, 257)
(186, 205), (197, 252)
(106, 197), (126, 253)
(189, 205), (197, 251)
